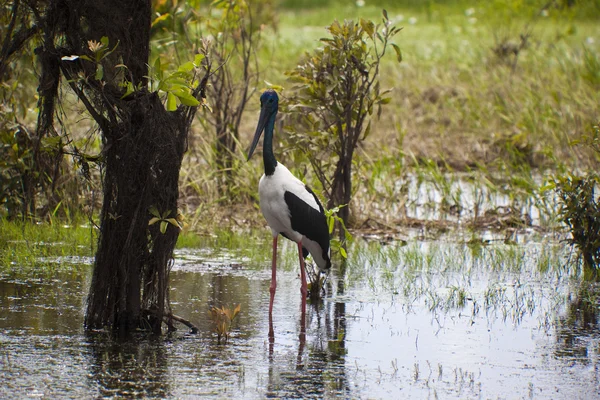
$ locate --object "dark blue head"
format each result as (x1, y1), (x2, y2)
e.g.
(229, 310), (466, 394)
(260, 89), (279, 110)
(247, 90), (279, 161)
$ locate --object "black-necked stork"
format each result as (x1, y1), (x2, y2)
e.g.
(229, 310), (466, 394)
(247, 89), (331, 318)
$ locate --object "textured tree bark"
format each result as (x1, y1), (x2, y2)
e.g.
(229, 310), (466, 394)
(31, 0), (205, 334)
(85, 92), (187, 334)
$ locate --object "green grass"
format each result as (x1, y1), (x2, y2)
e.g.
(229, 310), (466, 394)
(341, 237), (575, 325)
(0, 218), (277, 274)
(176, 227), (275, 267)
(0, 218), (96, 274)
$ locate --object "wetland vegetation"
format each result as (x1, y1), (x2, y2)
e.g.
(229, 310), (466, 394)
(1, 0), (600, 398)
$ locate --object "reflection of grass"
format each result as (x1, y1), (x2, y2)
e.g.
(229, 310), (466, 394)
(343, 238), (574, 325)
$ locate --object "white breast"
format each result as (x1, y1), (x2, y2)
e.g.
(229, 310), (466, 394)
(258, 162), (319, 241)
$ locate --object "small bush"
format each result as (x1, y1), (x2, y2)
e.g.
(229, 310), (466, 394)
(284, 10), (402, 236)
(556, 173), (600, 273)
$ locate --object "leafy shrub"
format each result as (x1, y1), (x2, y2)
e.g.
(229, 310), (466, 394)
(556, 173), (600, 273)
(284, 10), (402, 237)
(198, 0), (276, 194)
(555, 122), (600, 276)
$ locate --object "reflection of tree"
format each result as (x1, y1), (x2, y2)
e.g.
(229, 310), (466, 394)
(266, 261), (350, 398)
(555, 284), (599, 363)
(86, 333), (169, 397)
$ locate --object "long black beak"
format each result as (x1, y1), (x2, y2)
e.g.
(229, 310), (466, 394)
(247, 105), (270, 161)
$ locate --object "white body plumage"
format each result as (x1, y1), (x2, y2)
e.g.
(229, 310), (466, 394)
(258, 162), (330, 271)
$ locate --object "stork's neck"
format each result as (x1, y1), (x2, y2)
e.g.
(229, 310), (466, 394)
(263, 113), (277, 176)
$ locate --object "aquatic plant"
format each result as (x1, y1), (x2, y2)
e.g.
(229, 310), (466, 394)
(209, 304), (241, 344)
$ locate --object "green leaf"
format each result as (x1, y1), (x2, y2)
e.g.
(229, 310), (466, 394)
(360, 18), (375, 37)
(328, 20), (342, 36)
(166, 218), (180, 228)
(40, 137), (62, 154)
(100, 36), (109, 47)
(264, 80), (284, 92)
(178, 61), (195, 73)
(339, 246), (347, 259)
(41, 136), (62, 149)
(152, 13), (170, 27)
(391, 43), (403, 63)
(194, 53), (205, 66)
(95, 64), (104, 81)
(160, 221), (168, 234)
(148, 217), (161, 226)
(345, 229), (352, 242)
(173, 90), (200, 107)
(164, 77), (189, 87)
(153, 57), (163, 79)
(363, 120), (372, 140)
(149, 205), (161, 218)
(539, 182), (556, 193)
(167, 92), (177, 111)
(121, 81), (134, 99)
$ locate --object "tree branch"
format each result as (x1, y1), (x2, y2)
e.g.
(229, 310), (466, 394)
(165, 312), (199, 334)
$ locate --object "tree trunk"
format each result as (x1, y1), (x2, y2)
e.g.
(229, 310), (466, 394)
(30, 0), (205, 334)
(329, 152), (352, 243)
(84, 92), (187, 334)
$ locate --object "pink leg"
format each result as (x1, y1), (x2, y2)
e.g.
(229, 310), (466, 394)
(297, 242), (308, 315)
(269, 236), (278, 318)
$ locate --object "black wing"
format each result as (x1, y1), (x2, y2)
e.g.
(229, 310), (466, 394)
(281, 231), (309, 258)
(283, 186), (330, 257)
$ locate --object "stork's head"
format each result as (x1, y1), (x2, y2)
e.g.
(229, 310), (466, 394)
(259, 89), (279, 111)
(247, 89), (279, 160)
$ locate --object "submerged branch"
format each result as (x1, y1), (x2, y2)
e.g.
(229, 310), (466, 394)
(165, 313), (199, 334)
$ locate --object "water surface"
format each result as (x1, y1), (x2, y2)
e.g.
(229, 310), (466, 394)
(1, 240), (599, 398)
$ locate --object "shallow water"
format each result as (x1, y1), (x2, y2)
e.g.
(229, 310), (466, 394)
(1, 240), (599, 399)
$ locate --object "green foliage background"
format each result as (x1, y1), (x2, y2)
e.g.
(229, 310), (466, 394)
(0, 0), (599, 268)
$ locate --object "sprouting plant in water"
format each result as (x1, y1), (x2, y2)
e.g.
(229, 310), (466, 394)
(209, 304), (241, 344)
(305, 204), (352, 299)
(447, 285), (468, 309)
(547, 121), (600, 276)
(325, 205), (352, 256)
